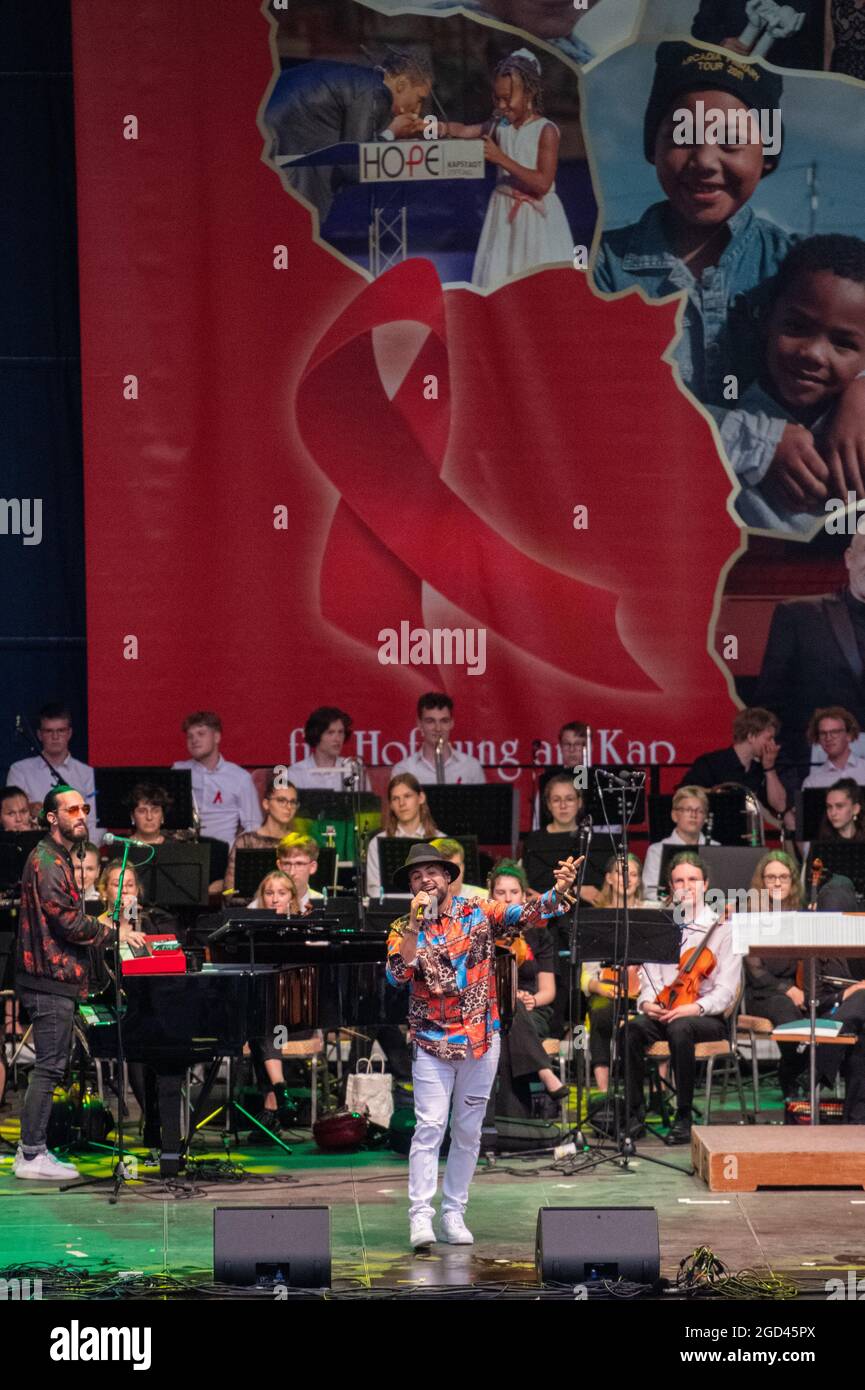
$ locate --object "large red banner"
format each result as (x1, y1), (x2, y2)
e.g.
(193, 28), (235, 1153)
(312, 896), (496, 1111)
(75, 1), (855, 779)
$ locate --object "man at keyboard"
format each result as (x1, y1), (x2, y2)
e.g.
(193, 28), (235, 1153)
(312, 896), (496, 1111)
(14, 785), (146, 1182)
(625, 852), (741, 1146)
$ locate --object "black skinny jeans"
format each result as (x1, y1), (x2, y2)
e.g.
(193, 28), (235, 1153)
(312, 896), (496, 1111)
(17, 988), (75, 1155)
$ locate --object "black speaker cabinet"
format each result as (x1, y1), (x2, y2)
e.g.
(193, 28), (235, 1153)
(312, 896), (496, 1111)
(536, 1207), (660, 1284)
(214, 1206), (331, 1287)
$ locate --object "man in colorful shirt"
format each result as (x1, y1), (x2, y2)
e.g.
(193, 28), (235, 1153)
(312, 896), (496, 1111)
(387, 841), (579, 1249)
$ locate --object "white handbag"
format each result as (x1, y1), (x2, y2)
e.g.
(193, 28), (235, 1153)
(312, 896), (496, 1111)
(345, 1056), (394, 1129)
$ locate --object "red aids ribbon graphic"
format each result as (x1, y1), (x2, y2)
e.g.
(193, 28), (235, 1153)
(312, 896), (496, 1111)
(297, 258), (657, 693)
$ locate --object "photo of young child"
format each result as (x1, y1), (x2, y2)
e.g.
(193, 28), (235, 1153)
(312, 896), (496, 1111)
(731, 234), (865, 532)
(593, 42), (789, 410)
(584, 37), (865, 535)
(262, 0), (592, 288)
(441, 49), (575, 286)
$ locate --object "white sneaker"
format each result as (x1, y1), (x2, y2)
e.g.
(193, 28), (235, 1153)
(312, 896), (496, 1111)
(440, 1211), (474, 1245)
(12, 1147), (81, 1181)
(409, 1215), (436, 1249)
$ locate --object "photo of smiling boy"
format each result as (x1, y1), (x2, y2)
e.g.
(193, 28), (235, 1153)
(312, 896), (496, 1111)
(731, 234), (865, 532)
(593, 42), (788, 415)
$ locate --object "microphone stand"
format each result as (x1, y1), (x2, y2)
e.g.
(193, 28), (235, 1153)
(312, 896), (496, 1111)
(568, 773), (688, 1177)
(562, 820), (593, 1150)
(530, 740), (543, 830)
(345, 760), (367, 931)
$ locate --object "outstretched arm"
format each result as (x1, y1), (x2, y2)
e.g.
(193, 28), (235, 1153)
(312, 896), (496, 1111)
(483, 122), (560, 198)
(438, 119), (487, 139)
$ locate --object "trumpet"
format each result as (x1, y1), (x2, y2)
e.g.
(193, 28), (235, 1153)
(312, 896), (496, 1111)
(434, 736), (446, 785)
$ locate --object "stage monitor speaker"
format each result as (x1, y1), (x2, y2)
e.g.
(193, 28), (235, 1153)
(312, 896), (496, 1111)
(214, 1206), (331, 1287)
(536, 1207), (660, 1285)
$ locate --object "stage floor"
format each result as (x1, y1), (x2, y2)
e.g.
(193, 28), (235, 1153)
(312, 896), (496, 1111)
(2, 1089), (865, 1299)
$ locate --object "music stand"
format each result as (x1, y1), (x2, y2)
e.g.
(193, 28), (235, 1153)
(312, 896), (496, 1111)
(0, 830), (43, 890)
(137, 841), (211, 908)
(657, 844), (765, 899)
(94, 767), (194, 831)
(294, 790), (381, 861)
(586, 767), (646, 825)
(419, 786), (517, 849)
(577, 772), (690, 1175)
(377, 835), (480, 895)
(578, 910), (682, 967)
(806, 841), (865, 900)
(796, 787), (865, 841)
(233, 846), (339, 901)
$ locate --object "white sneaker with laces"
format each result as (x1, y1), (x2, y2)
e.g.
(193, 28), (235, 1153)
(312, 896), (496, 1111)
(409, 1215), (436, 1249)
(12, 1147), (80, 1181)
(440, 1211), (474, 1245)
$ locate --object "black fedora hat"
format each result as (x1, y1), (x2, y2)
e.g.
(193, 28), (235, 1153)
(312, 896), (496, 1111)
(392, 842), (461, 890)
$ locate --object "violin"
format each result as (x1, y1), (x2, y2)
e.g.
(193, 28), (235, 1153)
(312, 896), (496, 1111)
(498, 934), (531, 967)
(655, 915), (724, 1012)
(596, 964), (641, 999)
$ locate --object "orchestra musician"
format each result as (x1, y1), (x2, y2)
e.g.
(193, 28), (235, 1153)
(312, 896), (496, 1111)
(430, 838), (489, 899)
(815, 778), (865, 843)
(0, 785), (33, 831)
(223, 774), (301, 893)
(275, 833), (323, 911)
(744, 853), (865, 1117)
(642, 785), (719, 900)
(625, 852), (741, 1146)
(522, 774), (598, 901)
(78, 842), (102, 902)
(245, 871), (305, 1141)
(13, 785), (146, 1181)
(387, 842), (578, 1250)
(95, 859), (183, 1155)
(391, 692), (486, 786)
(487, 860), (568, 1116)
(365, 774), (442, 900)
(125, 781), (188, 847)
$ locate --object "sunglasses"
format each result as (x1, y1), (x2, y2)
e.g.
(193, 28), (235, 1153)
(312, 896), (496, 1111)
(63, 803), (91, 818)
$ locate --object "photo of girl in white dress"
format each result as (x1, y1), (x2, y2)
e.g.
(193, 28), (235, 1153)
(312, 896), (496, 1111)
(442, 49), (575, 289)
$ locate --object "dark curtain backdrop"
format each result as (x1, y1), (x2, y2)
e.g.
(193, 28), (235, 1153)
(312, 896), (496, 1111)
(0, 0), (86, 779)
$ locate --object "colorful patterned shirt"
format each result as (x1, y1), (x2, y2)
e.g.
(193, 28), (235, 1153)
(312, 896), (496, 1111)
(387, 889), (566, 1061)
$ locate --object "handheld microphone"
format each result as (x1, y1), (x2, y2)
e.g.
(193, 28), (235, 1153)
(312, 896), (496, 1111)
(416, 894), (439, 924)
(103, 832), (149, 849)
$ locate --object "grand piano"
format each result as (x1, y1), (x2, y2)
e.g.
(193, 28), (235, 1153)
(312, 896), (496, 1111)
(80, 961), (316, 1171)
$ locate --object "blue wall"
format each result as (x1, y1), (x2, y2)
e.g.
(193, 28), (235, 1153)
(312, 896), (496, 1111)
(0, 1), (87, 778)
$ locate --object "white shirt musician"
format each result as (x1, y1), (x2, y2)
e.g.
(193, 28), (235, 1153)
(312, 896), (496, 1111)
(625, 853), (741, 1146)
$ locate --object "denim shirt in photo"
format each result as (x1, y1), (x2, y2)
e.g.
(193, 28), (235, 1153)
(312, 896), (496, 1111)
(593, 201), (794, 409)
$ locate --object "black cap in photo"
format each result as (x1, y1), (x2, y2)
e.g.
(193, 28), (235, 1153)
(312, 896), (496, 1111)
(644, 41), (784, 162)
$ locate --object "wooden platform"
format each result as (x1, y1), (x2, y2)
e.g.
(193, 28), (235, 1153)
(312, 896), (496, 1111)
(692, 1124), (865, 1192)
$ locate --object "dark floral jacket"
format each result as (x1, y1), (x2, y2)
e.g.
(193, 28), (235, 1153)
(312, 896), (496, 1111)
(16, 836), (108, 999)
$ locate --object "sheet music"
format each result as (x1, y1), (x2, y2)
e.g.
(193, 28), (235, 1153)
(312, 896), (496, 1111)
(731, 911), (865, 956)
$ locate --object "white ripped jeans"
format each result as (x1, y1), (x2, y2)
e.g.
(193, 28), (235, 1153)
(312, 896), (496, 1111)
(408, 1034), (500, 1221)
